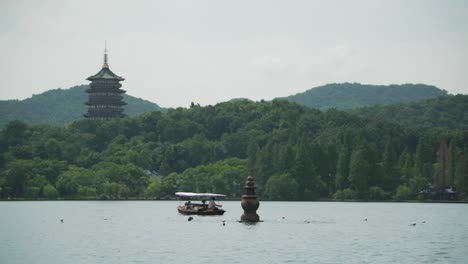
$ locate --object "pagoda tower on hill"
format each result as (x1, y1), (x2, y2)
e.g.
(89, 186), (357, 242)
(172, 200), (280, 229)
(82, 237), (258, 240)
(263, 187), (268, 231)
(84, 45), (126, 119)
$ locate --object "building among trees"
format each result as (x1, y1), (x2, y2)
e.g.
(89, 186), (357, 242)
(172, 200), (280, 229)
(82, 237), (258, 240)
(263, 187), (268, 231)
(84, 46), (126, 119)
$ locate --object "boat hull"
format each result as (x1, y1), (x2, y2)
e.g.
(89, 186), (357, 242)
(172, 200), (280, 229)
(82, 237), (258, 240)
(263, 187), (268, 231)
(177, 206), (225, 216)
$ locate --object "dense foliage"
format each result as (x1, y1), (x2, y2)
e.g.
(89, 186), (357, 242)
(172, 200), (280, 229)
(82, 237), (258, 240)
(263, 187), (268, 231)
(351, 95), (468, 130)
(283, 83), (448, 110)
(0, 85), (163, 128)
(1, 99), (468, 201)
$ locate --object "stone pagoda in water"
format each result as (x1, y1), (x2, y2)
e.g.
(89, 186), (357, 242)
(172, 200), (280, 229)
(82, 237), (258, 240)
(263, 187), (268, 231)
(241, 176), (260, 222)
(84, 45), (126, 119)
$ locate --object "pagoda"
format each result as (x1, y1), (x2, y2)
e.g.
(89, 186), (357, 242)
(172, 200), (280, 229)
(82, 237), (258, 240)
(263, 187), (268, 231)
(84, 46), (126, 119)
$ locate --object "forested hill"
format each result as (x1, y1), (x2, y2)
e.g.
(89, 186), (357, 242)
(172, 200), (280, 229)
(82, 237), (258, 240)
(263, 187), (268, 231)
(1, 99), (468, 201)
(283, 83), (448, 110)
(351, 94), (468, 130)
(0, 85), (163, 128)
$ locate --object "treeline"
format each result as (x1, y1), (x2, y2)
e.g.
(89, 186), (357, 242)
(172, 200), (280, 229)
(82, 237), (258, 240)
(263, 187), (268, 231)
(352, 94), (468, 130)
(1, 99), (468, 200)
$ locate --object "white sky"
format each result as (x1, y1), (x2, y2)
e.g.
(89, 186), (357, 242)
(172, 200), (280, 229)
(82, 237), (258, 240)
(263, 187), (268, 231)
(0, 0), (467, 108)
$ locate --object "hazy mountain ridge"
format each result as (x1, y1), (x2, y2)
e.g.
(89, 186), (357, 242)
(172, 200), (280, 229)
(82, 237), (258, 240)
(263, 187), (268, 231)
(0, 82), (453, 128)
(0, 85), (163, 127)
(282, 83), (448, 110)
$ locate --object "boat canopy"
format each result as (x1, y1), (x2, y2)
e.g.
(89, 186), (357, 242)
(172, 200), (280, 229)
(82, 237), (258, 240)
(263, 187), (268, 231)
(175, 192), (226, 198)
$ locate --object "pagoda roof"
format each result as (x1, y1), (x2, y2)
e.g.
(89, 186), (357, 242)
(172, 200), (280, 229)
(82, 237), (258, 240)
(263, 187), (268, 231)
(86, 87), (126, 93)
(87, 66), (125, 81)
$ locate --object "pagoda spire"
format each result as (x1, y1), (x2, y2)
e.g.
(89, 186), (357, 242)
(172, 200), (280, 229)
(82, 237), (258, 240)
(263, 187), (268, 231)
(103, 41), (109, 68)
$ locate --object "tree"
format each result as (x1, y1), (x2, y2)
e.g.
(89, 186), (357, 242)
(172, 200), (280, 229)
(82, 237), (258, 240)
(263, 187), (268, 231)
(26, 175), (48, 198)
(398, 147), (414, 183)
(2, 120), (28, 147)
(382, 140), (399, 191)
(91, 162), (149, 196)
(454, 154), (468, 199)
(253, 142), (275, 190)
(43, 184), (59, 199)
(394, 185), (413, 201)
(335, 146), (350, 190)
(4, 160), (33, 197)
(144, 180), (162, 199)
(278, 143), (295, 174)
(24, 186), (41, 199)
(292, 137), (320, 200)
(334, 188), (355, 200)
(409, 173), (430, 199)
(78, 186), (97, 199)
(246, 141), (260, 177)
(368, 186), (388, 200)
(101, 182), (120, 199)
(55, 166), (94, 198)
(433, 141), (451, 190)
(56, 174), (79, 198)
(415, 138), (434, 181)
(348, 147), (371, 198)
(264, 173), (299, 200)
(222, 131), (250, 159)
(447, 139), (457, 187)
(43, 139), (63, 160)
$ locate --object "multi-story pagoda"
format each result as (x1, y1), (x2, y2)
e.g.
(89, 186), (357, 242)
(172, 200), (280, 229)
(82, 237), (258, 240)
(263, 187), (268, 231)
(84, 47), (126, 119)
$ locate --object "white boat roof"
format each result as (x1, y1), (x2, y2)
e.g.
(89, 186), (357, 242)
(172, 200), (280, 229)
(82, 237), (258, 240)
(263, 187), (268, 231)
(175, 192), (226, 198)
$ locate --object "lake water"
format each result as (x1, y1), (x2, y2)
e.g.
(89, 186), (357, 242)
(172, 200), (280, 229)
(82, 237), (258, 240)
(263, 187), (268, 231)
(1, 201), (467, 264)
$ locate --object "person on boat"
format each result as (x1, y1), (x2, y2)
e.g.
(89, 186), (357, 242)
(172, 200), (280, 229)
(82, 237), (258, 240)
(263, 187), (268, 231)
(185, 201), (194, 210)
(208, 197), (218, 209)
(197, 200), (207, 212)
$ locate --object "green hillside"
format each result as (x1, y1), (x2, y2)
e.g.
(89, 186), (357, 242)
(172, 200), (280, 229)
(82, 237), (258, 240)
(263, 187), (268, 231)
(352, 94), (468, 130)
(0, 85), (163, 127)
(1, 99), (468, 201)
(283, 83), (448, 110)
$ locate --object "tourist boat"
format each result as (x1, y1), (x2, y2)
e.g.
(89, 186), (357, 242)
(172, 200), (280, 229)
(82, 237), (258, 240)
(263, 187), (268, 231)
(175, 192), (226, 215)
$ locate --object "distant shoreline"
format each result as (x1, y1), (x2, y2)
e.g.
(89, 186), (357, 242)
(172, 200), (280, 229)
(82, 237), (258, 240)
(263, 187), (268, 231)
(1, 198), (467, 203)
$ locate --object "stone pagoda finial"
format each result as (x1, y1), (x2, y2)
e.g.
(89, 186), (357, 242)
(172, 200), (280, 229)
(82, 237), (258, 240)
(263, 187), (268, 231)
(241, 175), (260, 222)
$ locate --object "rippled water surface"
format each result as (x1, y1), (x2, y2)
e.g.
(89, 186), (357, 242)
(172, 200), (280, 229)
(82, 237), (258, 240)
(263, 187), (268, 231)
(1, 201), (467, 264)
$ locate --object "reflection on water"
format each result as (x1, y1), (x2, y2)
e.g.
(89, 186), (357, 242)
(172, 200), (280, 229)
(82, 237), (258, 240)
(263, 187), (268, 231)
(1, 201), (468, 264)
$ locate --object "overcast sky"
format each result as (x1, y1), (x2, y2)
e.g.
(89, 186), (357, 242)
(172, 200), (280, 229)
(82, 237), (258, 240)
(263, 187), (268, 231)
(1, 0), (467, 107)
